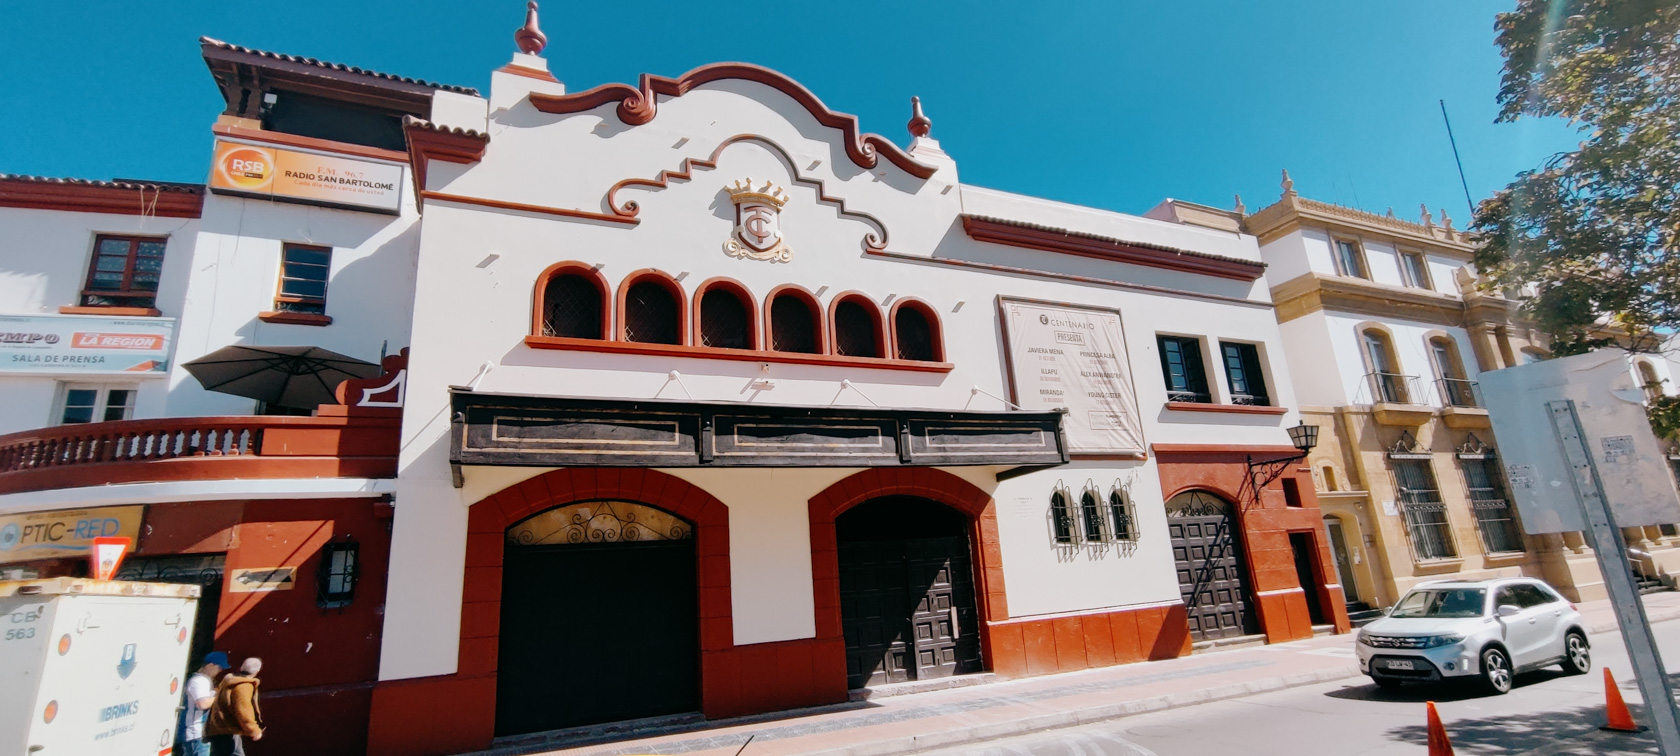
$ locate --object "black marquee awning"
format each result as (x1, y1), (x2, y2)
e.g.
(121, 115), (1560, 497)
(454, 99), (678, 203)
(449, 389), (1068, 486)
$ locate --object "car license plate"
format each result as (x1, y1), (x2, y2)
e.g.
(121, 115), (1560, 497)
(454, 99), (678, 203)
(1387, 659), (1415, 670)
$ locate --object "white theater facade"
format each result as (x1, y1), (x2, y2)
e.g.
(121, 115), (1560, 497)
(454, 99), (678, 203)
(1, 12), (1348, 756)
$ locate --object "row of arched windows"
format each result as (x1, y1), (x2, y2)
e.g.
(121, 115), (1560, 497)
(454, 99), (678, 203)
(532, 263), (945, 362)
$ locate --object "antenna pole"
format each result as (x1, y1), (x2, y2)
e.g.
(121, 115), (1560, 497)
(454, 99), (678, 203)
(1439, 99), (1476, 219)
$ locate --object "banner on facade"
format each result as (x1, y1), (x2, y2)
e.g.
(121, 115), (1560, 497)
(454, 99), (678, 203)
(998, 298), (1145, 455)
(0, 314), (175, 375)
(209, 139), (403, 214)
(0, 506), (145, 564)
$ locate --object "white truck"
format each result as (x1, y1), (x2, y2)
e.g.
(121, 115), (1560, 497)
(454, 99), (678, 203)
(1, 578), (200, 756)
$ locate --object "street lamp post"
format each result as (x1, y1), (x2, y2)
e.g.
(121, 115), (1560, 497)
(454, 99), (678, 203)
(1245, 422), (1320, 499)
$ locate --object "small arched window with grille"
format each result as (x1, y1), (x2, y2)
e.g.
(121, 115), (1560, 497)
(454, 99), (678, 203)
(1108, 484), (1137, 541)
(832, 295), (884, 358)
(697, 282), (754, 350)
(1049, 486), (1074, 544)
(620, 273), (684, 345)
(536, 265), (607, 339)
(1080, 486), (1106, 542)
(892, 300), (942, 362)
(767, 289), (822, 354)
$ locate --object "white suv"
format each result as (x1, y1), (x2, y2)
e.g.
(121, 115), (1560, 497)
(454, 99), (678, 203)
(1355, 578), (1591, 694)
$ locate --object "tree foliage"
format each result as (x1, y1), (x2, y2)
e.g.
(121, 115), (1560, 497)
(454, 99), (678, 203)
(1472, 0), (1680, 356)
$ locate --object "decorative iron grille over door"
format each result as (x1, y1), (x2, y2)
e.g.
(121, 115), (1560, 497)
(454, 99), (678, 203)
(1166, 491), (1257, 641)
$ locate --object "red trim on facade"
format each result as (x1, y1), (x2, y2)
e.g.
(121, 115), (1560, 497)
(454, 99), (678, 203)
(764, 283), (828, 355)
(826, 291), (888, 359)
(258, 310), (334, 326)
(57, 305), (162, 317)
(616, 269), (690, 345)
(961, 216), (1267, 282)
(806, 468), (1007, 680)
(522, 335), (955, 373)
(529, 63), (936, 180)
(335, 348), (408, 406)
(0, 176), (204, 218)
(987, 603), (1191, 678)
(1151, 445), (1351, 644)
(1162, 401), (1290, 416)
(213, 124), (410, 163)
(530, 261), (611, 339)
(886, 296), (945, 362)
(692, 277), (761, 350)
(495, 63), (560, 83)
(403, 118), (490, 200)
(865, 249), (1267, 309)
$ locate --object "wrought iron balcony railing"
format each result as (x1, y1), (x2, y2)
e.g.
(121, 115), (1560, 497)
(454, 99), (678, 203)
(1436, 377), (1480, 408)
(1364, 371), (1421, 405)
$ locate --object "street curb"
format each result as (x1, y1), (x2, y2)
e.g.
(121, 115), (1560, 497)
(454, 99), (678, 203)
(1586, 605), (1680, 635)
(802, 665), (1362, 756)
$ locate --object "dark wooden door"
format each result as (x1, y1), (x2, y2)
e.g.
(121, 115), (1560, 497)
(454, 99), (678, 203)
(841, 536), (981, 688)
(496, 539), (698, 736)
(1168, 511), (1256, 641)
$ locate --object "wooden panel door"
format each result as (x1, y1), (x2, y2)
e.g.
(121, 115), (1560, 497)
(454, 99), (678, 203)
(1169, 514), (1256, 641)
(840, 539), (913, 687)
(905, 536), (982, 680)
(841, 536), (982, 688)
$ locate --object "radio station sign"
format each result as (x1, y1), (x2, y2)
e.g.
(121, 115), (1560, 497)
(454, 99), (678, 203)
(1000, 298), (1145, 455)
(0, 506), (144, 564)
(0, 314), (175, 375)
(209, 139), (404, 214)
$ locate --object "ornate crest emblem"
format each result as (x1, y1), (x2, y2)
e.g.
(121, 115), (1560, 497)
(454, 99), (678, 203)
(723, 178), (792, 262)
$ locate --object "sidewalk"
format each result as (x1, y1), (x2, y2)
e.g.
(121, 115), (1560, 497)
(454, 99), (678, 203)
(473, 592), (1680, 756)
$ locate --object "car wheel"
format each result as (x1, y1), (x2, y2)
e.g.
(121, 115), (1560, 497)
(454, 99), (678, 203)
(1374, 677), (1404, 690)
(1561, 631), (1591, 675)
(1480, 647), (1513, 694)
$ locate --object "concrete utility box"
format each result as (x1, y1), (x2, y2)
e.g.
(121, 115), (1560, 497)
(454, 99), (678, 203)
(0, 578), (200, 756)
(1482, 349), (1680, 533)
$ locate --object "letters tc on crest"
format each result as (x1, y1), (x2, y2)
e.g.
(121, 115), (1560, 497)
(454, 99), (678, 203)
(724, 178), (792, 262)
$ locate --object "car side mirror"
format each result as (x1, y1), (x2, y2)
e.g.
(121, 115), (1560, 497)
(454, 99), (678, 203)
(1380, 606), (1391, 616)
(1497, 604), (1522, 618)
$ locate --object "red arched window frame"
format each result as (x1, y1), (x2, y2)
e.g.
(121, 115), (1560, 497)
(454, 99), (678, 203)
(827, 291), (888, 359)
(888, 297), (945, 362)
(530, 261), (610, 338)
(692, 277), (760, 350)
(764, 284), (827, 355)
(616, 269), (689, 345)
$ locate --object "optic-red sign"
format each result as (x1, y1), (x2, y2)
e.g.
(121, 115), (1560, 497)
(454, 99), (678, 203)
(72, 333), (166, 350)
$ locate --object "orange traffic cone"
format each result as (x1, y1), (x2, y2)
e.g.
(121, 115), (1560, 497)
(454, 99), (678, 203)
(1426, 701), (1454, 756)
(1602, 668), (1646, 732)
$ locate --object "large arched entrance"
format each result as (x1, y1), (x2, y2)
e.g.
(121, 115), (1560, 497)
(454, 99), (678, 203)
(1166, 490), (1258, 641)
(836, 495), (983, 688)
(495, 500), (700, 736)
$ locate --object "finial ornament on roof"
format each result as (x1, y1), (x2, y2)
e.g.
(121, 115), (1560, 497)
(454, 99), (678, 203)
(1386, 207), (1396, 218)
(1233, 194), (1246, 216)
(907, 96), (932, 138)
(1280, 169), (1296, 197)
(1439, 208), (1454, 232)
(1420, 204), (1433, 227)
(515, 1), (547, 55)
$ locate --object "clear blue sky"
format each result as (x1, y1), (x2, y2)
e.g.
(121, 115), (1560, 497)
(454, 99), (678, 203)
(0, 1), (1579, 220)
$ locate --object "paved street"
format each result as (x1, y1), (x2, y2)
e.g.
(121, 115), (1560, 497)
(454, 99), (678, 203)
(925, 619), (1680, 756)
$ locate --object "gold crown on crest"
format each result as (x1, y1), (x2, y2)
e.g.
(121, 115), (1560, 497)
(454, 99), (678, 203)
(726, 178), (788, 208)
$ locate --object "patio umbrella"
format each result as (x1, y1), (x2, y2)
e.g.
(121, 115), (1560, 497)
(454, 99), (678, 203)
(183, 345), (380, 409)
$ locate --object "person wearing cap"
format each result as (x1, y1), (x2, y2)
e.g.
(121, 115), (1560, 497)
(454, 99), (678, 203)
(207, 657), (264, 756)
(180, 651), (228, 756)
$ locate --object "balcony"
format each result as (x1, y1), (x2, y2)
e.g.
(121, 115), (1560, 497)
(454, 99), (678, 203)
(0, 405), (399, 495)
(1436, 377), (1491, 429)
(1364, 372), (1434, 426)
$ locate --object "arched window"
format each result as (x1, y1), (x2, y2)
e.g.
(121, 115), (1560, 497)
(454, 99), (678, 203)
(891, 299), (943, 362)
(1321, 464), (1340, 492)
(1080, 489), (1106, 542)
(619, 271), (685, 345)
(1360, 328), (1408, 403)
(1639, 360), (1665, 402)
(533, 263), (608, 339)
(1108, 486), (1137, 541)
(831, 294), (884, 358)
(767, 286), (822, 354)
(695, 279), (755, 350)
(1049, 488), (1074, 544)
(1428, 336), (1472, 406)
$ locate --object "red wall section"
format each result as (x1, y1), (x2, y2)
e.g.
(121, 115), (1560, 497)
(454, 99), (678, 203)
(986, 604), (1190, 678)
(1152, 444), (1353, 643)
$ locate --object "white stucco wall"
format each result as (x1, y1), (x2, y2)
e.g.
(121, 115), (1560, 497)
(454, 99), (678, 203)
(1275, 311), (1345, 407)
(1321, 311), (1480, 406)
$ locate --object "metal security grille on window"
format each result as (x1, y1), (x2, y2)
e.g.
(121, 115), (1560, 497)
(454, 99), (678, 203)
(277, 245), (331, 314)
(624, 281), (679, 344)
(543, 275), (603, 339)
(317, 540), (359, 609)
(770, 296), (818, 353)
(1158, 336), (1209, 403)
(82, 236), (166, 308)
(895, 308), (935, 361)
(834, 301), (879, 357)
(1392, 459), (1457, 560)
(1080, 492), (1106, 542)
(700, 289), (750, 349)
(1109, 489), (1137, 541)
(1049, 491), (1074, 544)
(1464, 458), (1524, 553)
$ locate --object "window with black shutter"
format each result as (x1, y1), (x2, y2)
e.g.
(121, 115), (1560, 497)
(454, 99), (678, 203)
(699, 288), (751, 349)
(1158, 336), (1210, 403)
(1219, 341), (1270, 406)
(623, 279), (680, 344)
(894, 305), (938, 361)
(541, 273), (605, 339)
(769, 293), (819, 353)
(834, 299), (881, 357)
